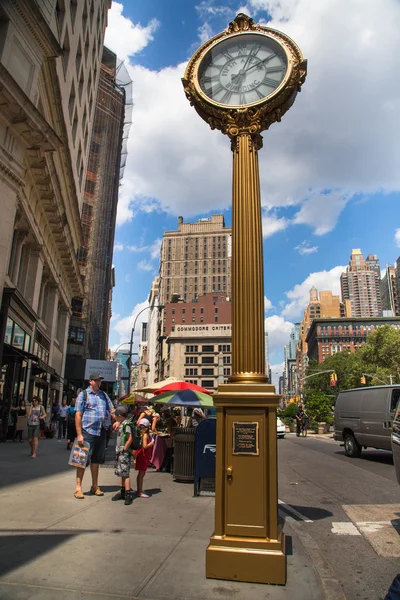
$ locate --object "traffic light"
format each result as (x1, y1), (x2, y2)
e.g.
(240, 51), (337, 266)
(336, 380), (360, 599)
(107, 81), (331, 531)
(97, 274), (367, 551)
(360, 375), (366, 385)
(330, 373), (337, 387)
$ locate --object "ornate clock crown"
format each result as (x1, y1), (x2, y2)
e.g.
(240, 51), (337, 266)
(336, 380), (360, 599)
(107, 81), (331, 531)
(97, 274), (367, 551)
(227, 13), (257, 34)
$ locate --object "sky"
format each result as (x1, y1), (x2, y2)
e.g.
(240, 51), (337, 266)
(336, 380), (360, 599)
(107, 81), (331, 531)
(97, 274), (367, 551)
(104, 0), (400, 385)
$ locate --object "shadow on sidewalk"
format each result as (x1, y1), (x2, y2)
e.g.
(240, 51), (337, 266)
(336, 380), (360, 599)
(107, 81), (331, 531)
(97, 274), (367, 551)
(0, 530), (95, 577)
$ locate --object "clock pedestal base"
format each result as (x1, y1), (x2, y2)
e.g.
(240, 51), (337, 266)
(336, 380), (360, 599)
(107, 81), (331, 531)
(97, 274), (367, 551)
(205, 383), (286, 586)
(206, 531), (286, 585)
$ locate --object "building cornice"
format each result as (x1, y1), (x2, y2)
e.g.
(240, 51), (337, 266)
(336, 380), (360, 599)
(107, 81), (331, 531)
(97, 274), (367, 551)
(10, 0), (62, 58)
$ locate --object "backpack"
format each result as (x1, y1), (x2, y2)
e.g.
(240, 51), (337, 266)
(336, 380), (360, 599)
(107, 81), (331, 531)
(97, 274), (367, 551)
(123, 419), (142, 452)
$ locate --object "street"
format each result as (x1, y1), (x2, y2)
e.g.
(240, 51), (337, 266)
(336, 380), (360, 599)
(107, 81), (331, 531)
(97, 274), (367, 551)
(0, 434), (398, 599)
(278, 433), (400, 600)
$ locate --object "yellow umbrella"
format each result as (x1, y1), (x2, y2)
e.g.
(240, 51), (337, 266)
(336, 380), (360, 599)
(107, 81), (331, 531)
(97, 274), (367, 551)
(120, 393), (148, 405)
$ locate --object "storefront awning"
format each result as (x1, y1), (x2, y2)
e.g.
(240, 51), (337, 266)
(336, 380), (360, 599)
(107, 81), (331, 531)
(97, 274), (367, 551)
(2, 343), (38, 362)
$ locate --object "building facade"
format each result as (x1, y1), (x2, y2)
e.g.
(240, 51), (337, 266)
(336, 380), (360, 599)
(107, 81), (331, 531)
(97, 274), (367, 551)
(161, 293), (232, 390)
(341, 249), (382, 318)
(159, 215), (232, 305)
(0, 1), (111, 437)
(306, 317), (400, 362)
(65, 47), (128, 388)
(296, 287), (351, 387)
(381, 264), (400, 316)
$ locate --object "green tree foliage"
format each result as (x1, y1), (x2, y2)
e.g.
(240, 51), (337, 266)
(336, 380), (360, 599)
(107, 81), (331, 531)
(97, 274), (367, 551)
(303, 392), (333, 423)
(303, 325), (400, 405)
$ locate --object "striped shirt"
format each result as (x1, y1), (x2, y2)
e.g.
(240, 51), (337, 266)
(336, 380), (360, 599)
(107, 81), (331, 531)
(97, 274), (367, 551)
(75, 387), (114, 436)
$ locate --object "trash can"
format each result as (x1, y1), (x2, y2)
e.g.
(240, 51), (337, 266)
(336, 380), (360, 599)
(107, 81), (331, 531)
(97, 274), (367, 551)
(172, 427), (195, 482)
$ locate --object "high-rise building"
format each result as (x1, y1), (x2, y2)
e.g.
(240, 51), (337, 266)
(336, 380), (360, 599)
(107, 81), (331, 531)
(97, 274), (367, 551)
(0, 1), (111, 438)
(159, 215), (232, 305)
(341, 249), (382, 318)
(65, 48), (130, 389)
(296, 288), (351, 387)
(381, 265), (399, 316)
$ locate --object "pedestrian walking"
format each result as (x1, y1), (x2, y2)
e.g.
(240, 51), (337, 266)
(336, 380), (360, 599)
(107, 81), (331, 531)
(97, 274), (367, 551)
(135, 418), (155, 498)
(66, 399), (76, 451)
(13, 399), (27, 442)
(112, 405), (134, 505)
(73, 372), (117, 499)
(26, 396), (46, 458)
(58, 399), (68, 440)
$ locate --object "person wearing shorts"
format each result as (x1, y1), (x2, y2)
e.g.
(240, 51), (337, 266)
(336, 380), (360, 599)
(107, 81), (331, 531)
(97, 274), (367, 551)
(74, 372), (116, 499)
(26, 397), (46, 458)
(112, 405), (133, 506)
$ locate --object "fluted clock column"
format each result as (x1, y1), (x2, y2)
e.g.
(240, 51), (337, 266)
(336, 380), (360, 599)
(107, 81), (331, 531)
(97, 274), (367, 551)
(230, 133), (266, 384)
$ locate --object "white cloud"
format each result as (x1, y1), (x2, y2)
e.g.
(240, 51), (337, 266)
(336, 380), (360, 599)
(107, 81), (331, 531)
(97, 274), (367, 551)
(295, 240), (319, 255)
(127, 245), (148, 253)
(264, 295), (273, 311)
(113, 242), (124, 252)
(265, 315), (294, 355)
(262, 212), (288, 238)
(395, 228), (400, 248)
(105, 0), (400, 237)
(281, 265), (346, 319)
(105, 3), (159, 62)
(137, 260), (154, 271)
(113, 300), (150, 349)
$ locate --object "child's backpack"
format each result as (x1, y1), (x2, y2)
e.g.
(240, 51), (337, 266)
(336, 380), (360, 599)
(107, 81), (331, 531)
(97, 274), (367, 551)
(123, 419), (142, 452)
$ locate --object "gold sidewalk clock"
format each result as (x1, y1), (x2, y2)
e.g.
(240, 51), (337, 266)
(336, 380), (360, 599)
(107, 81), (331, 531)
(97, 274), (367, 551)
(183, 13), (307, 587)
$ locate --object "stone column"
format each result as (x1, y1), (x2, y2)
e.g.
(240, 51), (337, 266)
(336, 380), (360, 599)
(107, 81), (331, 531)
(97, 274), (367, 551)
(0, 179), (19, 303)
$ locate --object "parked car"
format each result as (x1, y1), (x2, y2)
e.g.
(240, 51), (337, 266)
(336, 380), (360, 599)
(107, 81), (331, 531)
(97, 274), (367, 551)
(277, 417), (286, 439)
(334, 385), (400, 457)
(391, 399), (400, 484)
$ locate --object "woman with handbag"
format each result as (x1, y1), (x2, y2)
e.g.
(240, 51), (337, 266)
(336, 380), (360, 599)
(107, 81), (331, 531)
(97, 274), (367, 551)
(26, 396), (46, 458)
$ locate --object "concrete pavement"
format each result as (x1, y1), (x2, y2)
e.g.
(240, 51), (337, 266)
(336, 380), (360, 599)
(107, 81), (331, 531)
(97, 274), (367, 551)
(0, 436), (323, 600)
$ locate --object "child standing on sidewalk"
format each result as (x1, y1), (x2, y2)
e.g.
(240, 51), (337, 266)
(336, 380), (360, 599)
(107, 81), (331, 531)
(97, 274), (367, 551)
(112, 406), (134, 506)
(135, 418), (155, 498)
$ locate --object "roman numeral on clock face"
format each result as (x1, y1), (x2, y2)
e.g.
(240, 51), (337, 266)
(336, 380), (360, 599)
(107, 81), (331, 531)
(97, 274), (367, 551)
(263, 76), (278, 87)
(207, 82), (223, 96)
(221, 90), (233, 103)
(265, 65), (284, 74)
(202, 74), (220, 84)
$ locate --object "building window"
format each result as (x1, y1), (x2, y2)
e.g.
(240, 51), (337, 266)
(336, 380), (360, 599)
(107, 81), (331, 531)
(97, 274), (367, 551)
(202, 356), (214, 364)
(185, 368), (198, 376)
(223, 356), (231, 364)
(223, 367), (231, 376)
(202, 368), (214, 376)
(186, 345), (198, 353)
(201, 380), (214, 389)
(68, 326), (85, 344)
(202, 345), (214, 353)
(218, 344), (231, 352)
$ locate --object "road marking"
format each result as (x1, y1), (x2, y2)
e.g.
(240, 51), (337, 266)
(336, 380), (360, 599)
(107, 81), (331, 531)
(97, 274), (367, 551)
(278, 499), (313, 522)
(340, 505), (400, 557)
(331, 522), (361, 536)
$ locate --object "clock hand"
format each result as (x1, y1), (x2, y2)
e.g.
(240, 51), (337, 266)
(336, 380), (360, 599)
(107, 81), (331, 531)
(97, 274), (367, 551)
(242, 53), (276, 75)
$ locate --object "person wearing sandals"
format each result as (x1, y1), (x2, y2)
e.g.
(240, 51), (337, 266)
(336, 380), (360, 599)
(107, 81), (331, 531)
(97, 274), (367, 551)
(26, 397), (46, 458)
(135, 418), (155, 498)
(74, 372), (117, 500)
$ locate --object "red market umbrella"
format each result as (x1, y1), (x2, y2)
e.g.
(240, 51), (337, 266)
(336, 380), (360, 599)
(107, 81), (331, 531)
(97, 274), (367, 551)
(153, 381), (212, 396)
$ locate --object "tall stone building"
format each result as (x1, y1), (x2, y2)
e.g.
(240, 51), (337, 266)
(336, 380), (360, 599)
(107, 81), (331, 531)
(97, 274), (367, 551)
(296, 287), (351, 388)
(65, 48), (130, 388)
(159, 215), (232, 305)
(381, 264), (400, 316)
(0, 0), (111, 438)
(341, 249), (382, 318)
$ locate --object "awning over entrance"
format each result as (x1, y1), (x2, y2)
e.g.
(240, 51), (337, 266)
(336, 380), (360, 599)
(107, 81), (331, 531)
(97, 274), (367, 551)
(2, 343), (38, 362)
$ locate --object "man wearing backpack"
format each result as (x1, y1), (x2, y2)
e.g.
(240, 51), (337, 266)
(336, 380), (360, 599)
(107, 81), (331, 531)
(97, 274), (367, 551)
(74, 372), (116, 500)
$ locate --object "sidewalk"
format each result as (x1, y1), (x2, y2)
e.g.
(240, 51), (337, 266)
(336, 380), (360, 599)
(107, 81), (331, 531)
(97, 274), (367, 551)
(0, 437), (323, 600)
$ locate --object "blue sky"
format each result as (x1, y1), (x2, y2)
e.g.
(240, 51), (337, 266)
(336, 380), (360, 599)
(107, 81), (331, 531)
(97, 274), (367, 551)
(104, 0), (400, 381)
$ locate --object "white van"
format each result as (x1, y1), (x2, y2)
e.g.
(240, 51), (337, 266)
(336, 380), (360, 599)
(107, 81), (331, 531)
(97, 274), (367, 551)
(334, 385), (400, 457)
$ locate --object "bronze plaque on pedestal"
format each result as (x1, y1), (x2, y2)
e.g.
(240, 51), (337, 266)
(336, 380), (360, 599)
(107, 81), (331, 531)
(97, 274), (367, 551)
(232, 421), (259, 455)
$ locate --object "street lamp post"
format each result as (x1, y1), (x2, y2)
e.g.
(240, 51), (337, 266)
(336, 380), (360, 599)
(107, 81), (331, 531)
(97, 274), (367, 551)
(127, 306), (151, 395)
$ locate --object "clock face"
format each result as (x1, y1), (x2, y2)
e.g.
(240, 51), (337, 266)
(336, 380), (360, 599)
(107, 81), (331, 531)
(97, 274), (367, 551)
(197, 32), (288, 107)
